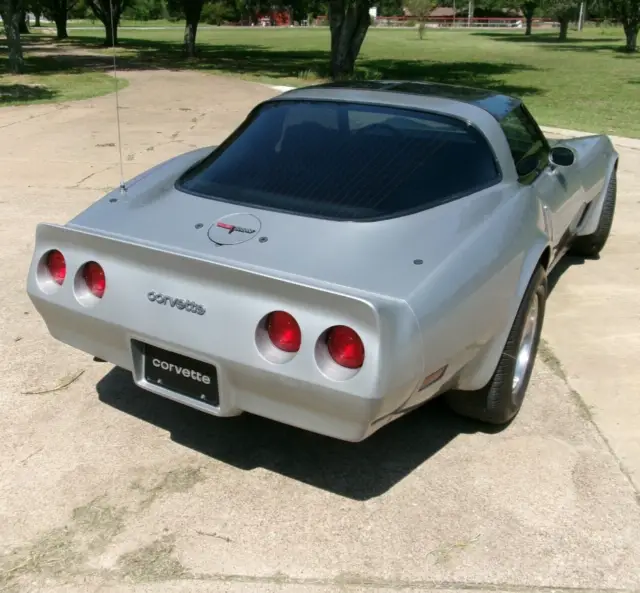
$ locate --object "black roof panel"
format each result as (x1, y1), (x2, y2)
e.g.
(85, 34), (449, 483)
(312, 80), (521, 120)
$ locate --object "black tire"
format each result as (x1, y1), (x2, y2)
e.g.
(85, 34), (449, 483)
(569, 170), (617, 258)
(445, 265), (547, 425)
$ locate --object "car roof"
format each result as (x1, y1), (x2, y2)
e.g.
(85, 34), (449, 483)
(271, 80), (522, 122)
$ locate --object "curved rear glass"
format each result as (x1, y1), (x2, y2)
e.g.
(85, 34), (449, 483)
(177, 100), (501, 221)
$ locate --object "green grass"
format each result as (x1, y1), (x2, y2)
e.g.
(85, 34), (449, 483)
(0, 70), (127, 107)
(68, 25), (640, 137)
(64, 18), (186, 28)
(3, 25), (639, 136)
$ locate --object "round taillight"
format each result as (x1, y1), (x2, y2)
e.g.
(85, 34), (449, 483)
(327, 326), (365, 369)
(46, 250), (66, 285)
(82, 262), (106, 298)
(267, 311), (301, 353)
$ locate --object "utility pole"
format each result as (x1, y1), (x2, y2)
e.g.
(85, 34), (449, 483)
(577, 1), (585, 31)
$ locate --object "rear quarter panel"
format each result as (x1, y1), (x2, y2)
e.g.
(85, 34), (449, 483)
(564, 134), (619, 236)
(403, 181), (550, 405)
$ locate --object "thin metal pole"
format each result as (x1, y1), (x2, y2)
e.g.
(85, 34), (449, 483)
(578, 1), (585, 31)
(109, 0), (126, 193)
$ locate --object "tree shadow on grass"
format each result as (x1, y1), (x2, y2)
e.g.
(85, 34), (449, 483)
(471, 30), (622, 44)
(534, 44), (636, 54)
(470, 30), (630, 54)
(96, 366), (501, 500)
(19, 33), (545, 98)
(356, 59), (542, 96)
(0, 82), (58, 104)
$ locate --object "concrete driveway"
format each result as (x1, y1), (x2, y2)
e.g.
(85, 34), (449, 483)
(1, 71), (639, 593)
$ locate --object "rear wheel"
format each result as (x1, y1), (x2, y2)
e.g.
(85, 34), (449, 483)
(445, 265), (547, 425)
(569, 170), (616, 258)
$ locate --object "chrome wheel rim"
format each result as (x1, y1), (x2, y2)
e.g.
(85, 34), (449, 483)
(512, 293), (539, 396)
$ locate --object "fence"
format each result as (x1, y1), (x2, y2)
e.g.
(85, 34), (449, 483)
(311, 15), (557, 28)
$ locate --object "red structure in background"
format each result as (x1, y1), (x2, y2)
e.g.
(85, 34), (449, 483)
(255, 9), (291, 25)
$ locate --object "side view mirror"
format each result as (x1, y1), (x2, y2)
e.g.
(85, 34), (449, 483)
(549, 145), (575, 168)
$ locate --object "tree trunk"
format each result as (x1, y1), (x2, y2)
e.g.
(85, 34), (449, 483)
(184, 20), (199, 56)
(103, 13), (119, 46)
(329, 0), (371, 80)
(19, 8), (29, 33)
(558, 17), (569, 41)
(55, 15), (68, 39)
(34, 10), (41, 26)
(183, 0), (204, 57)
(418, 19), (425, 39)
(623, 23), (638, 52)
(523, 6), (534, 36)
(4, 1), (25, 74)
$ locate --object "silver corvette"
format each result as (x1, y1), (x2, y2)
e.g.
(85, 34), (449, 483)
(26, 81), (618, 442)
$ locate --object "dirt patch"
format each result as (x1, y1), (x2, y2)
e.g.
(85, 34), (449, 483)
(117, 535), (188, 582)
(538, 338), (592, 422)
(0, 497), (126, 591)
(0, 467), (203, 591)
(132, 466), (205, 510)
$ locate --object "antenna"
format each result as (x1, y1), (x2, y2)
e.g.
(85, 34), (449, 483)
(109, 0), (126, 194)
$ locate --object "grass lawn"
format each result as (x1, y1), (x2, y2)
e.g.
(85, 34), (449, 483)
(2, 24), (639, 137)
(0, 71), (127, 107)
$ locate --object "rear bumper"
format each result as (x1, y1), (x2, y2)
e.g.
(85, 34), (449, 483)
(26, 222), (425, 442)
(33, 300), (388, 442)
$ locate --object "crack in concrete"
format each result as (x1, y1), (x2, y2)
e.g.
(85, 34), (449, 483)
(0, 107), (59, 131)
(189, 112), (207, 131)
(538, 338), (640, 504)
(22, 571), (640, 593)
(73, 166), (114, 188)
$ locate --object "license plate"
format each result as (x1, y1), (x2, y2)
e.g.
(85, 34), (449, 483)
(143, 343), (219, 406)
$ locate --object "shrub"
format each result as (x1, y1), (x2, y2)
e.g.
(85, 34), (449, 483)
(201, 0), (235, 25)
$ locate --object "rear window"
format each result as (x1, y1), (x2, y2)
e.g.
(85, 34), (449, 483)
(177, 100), (501, 221)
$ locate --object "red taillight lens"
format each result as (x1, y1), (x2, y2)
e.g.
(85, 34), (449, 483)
(82, 262), (106, 298)
(327, 326), (365, 369)
(267, 311), (301, 353)
(46, 250), (66, 285)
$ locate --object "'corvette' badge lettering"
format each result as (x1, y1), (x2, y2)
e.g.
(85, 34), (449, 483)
(151, 358), (211, 384)
(147, 291), (206, 315)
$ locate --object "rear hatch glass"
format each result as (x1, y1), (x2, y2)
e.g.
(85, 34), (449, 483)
(177, 100), (501, 221)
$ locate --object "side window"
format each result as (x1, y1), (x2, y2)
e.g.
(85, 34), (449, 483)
(500, 107), (549, 181)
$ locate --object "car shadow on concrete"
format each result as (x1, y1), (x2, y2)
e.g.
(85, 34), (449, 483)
(97, 367), (496, 500)
(95, 256), (584, 500)
(547, 253), (589, 294)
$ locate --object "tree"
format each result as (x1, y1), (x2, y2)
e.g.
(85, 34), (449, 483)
(543, 0), (580, 39)
(41, 0), (78, 39)
(377, 0), (403, 15)
(1, 0), (26, 73)
(86, 0), (130, 45)
(604, 0), (639, 51)
(328, 0), (373, 79)
(166, 0), (205, 57)
(404, 0), (435, 38)
(474, 0), (540, 35)
(31, 0), (43, 25)
(19, 6), (30, 31)
(521, 0), (540, 34)
(123, 0), (168, 19)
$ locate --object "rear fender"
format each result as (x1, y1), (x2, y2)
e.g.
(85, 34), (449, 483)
(455, 236), (550, 391)
(575, 148), (618, 236)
